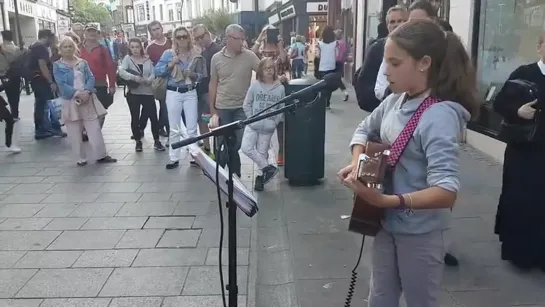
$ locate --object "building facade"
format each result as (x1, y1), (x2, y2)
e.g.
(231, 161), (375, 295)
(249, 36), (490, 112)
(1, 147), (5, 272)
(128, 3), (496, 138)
(0, 0), (70, 46)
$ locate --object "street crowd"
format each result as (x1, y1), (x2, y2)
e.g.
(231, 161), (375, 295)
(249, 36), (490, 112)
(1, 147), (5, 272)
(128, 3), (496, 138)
(0, 19), (349, 191)
(0, 0), (544, 305)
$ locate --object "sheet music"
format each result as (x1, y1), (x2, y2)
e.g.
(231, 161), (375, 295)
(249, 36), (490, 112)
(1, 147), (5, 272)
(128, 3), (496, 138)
(190, 146), (258, 217)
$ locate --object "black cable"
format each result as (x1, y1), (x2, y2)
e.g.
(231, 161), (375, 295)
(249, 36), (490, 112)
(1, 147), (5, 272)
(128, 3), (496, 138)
(345, 236), (365, 307)
(213, 136), (228, 307)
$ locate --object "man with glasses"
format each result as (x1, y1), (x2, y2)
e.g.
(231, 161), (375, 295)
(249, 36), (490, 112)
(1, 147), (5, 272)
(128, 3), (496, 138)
(355, 5), (407, 111)
(192, 24), (221, 156)
(208, 24), (260, 177)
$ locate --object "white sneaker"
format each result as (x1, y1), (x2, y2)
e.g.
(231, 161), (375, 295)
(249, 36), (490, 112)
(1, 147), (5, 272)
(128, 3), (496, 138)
(6, 146), (21, 154)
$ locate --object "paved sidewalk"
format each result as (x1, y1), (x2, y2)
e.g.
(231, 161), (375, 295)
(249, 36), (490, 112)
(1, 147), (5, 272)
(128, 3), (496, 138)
(0, 92), (254, 307)
(254, 90), (545, 307)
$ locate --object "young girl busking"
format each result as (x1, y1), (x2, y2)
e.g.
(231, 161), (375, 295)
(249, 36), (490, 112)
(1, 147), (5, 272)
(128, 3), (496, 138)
(241, 58), (285, 191)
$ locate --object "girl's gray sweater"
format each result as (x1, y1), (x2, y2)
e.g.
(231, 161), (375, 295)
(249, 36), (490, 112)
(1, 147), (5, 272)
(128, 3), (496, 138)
(118, 55), (155, 95)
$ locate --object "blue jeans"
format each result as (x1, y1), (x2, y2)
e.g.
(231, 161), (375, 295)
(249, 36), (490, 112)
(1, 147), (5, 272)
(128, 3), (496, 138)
(291, 59), (305, 79)
(217, 107), (246, 176)
(31, 78), (61, 136)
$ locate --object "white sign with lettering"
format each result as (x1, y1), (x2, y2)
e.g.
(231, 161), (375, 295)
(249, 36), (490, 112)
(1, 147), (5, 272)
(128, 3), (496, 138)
(7, 0), (35, 17)
(306, 2), (328, 13)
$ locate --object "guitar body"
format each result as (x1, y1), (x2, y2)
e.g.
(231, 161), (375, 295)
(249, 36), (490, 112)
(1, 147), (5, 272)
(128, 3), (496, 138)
(348, 142), (390, 237)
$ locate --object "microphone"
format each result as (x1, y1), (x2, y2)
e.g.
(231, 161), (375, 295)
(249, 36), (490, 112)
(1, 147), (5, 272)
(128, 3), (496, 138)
(286, 72), (342, 102)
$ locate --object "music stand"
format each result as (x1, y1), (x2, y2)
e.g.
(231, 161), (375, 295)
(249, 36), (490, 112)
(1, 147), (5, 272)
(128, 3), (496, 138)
(171, 94), (321, 306)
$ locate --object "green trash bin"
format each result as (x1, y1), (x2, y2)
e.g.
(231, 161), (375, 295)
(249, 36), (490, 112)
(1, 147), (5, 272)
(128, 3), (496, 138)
(283, 78), (327, 186)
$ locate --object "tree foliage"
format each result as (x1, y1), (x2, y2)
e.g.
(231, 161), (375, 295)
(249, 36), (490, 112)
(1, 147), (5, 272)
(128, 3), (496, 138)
(192, 9), (234, 36)
(71, 0), (112, 29)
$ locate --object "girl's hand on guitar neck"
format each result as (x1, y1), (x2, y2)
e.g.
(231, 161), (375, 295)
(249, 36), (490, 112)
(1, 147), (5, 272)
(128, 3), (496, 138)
(340, 169), (398, 208)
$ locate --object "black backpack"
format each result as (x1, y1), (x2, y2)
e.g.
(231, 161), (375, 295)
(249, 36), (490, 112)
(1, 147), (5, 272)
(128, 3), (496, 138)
(6, 49), (31, 79)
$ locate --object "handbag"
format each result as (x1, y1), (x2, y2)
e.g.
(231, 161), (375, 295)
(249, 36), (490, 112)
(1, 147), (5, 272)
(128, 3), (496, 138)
(496, 79), (541, 143)
(152, 77), (167, 101)
(348, 95), (441, 236)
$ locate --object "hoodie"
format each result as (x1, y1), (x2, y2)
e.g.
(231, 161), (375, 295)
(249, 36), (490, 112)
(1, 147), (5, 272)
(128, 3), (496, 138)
(243, 81), (285, 133)
(350, 93), (471, 235)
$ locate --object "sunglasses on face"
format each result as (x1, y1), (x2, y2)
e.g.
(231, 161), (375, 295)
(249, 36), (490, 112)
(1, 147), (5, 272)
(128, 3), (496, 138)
(194, 33), (206, 41)
(176, 34), (189, 40)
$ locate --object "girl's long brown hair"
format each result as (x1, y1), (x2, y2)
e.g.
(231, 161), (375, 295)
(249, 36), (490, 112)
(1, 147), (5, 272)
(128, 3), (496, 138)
(389, 19), (480, 118)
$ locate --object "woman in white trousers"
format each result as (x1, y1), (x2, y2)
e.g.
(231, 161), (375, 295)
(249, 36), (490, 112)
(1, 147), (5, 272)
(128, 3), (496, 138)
(154, 26), (206, 170)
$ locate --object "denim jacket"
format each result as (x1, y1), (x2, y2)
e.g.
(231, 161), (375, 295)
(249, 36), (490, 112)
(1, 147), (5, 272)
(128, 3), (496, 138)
(154, 49), (206, 88)
(53, 59), (96, 100)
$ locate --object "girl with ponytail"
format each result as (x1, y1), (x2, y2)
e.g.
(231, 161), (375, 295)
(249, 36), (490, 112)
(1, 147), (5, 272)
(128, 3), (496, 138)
(338, 19), (478, 307)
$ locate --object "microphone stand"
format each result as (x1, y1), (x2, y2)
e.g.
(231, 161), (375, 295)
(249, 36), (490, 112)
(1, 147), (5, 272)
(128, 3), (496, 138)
(171, 93), (321, 307)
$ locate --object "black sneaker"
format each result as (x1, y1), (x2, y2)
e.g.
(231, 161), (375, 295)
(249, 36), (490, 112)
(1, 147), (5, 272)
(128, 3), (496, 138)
(444, 253), (459, 267)
(97, 155), (117, 163)
(343, 92), (349, 101)
(261, 165), (278, 184)
(254, 176), (264, 191)
(135, 141), (143, 152)
(159, 129), (168, 138)
(189, 159), (199, 167)
(166, 161), (179, 169)
(154, 140), (165, 151)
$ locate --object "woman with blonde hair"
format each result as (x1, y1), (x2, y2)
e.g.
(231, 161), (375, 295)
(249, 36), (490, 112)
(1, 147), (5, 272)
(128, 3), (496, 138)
(53, 37), (117, 166)
(155, 26), (206, 169)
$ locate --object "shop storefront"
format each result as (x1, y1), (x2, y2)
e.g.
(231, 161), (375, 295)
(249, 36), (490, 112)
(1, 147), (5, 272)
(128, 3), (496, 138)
(266, 0), (327, 43)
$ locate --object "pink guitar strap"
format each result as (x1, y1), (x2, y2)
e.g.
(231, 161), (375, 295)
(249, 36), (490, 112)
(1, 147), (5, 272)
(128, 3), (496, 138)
(387, 95), (441, 167)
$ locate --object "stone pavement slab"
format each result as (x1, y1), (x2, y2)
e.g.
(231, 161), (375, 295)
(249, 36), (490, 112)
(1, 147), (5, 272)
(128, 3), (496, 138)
(253, 90), (545, 307)
(0, 92), (254, 306)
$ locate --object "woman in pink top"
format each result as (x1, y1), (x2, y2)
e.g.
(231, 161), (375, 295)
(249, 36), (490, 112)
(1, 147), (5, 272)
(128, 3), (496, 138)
(53, 37), (117, 166)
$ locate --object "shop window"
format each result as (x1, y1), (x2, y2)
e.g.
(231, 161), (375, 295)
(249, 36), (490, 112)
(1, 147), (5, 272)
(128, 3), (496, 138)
(472, 0), (545, 136)
(477, 1), (545, 93)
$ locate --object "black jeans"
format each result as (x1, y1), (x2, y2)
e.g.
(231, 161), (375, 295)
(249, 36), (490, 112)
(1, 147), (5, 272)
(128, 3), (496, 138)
(140, 98), (169, 133)
(319, 70), (337, 107)
(127, 92), (159, 141)
(2, 77), (21, 118)
(0, 98), (14, 147)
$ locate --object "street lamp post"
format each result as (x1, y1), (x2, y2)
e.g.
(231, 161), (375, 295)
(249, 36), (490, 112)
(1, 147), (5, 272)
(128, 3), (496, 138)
(13, 0), (24, 49)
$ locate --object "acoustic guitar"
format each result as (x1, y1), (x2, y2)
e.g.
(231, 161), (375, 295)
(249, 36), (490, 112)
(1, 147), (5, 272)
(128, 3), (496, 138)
(348, 142), (391, 236)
